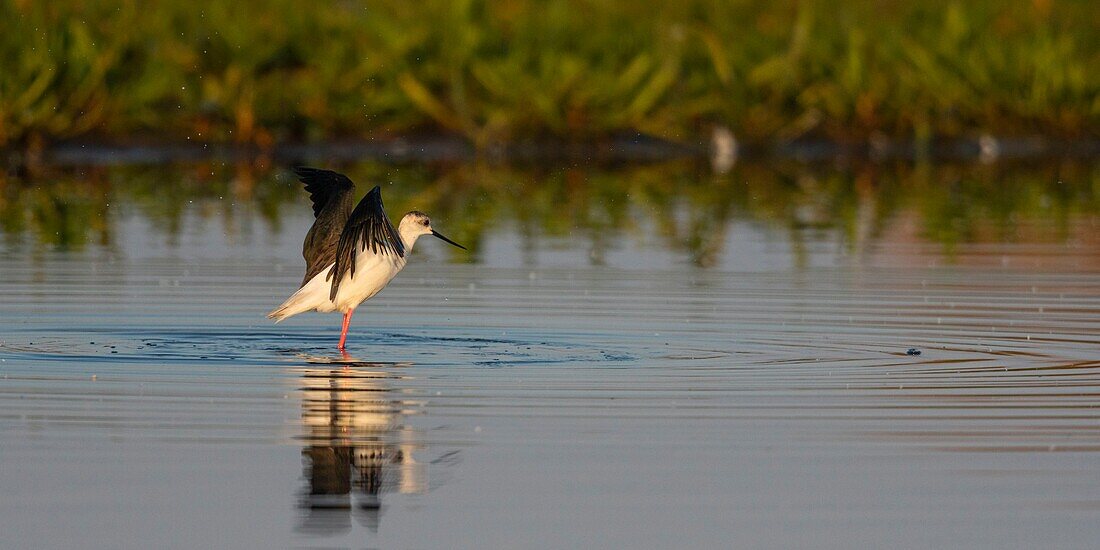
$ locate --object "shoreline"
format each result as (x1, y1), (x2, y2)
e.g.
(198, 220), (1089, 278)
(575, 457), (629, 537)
(10, 135), (1100, 170)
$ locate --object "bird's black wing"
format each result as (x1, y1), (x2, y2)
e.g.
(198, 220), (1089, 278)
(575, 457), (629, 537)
(327, 185), (405, 300)
(295, 166), (354, 218)
(293, 167), (356, 286)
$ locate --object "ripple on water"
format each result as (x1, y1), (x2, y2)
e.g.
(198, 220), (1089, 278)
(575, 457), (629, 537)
(0, 326), (642, 370)
(2, 261), (1100, 549)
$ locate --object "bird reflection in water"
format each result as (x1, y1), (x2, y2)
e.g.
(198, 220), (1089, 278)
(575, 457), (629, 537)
(294, 358), (425, 534)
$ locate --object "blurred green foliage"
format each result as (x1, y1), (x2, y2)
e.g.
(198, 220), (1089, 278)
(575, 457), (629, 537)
(2, 0), (1097, 149)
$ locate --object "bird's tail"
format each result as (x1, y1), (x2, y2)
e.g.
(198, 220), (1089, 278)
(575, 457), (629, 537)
(269, 267), (336, 323)
(267, 286), (317, 323)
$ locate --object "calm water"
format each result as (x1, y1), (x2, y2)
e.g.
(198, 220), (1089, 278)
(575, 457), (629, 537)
(1, 161), (1099, 548)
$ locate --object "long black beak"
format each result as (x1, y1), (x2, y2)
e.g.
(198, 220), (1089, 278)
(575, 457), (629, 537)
(431, 230), (467, 250)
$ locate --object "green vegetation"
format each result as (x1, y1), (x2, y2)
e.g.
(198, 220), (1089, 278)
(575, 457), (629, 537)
(2, 0), (1097, 150)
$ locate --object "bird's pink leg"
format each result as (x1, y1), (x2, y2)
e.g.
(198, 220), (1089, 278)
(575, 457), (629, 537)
(337, 308), (355, 351)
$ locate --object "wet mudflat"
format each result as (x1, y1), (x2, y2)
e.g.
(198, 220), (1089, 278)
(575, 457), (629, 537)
(1, 161), (1098, 548)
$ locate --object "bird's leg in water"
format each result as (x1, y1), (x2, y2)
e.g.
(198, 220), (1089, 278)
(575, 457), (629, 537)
(338, 308), (355, 350)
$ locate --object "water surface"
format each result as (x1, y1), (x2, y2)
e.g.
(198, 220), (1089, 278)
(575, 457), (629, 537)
(1, 161), (1099, 548)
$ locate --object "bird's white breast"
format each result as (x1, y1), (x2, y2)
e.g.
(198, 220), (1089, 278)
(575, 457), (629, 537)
(330, 249), (407, 312)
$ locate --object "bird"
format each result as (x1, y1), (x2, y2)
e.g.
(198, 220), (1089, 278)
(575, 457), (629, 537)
(268, 167), (466, 350)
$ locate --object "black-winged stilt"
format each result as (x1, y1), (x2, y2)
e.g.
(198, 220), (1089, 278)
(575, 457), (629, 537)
(268, 167), (466, 350)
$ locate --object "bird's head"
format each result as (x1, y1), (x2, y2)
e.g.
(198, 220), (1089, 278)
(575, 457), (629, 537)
(399, 211), (467, 250)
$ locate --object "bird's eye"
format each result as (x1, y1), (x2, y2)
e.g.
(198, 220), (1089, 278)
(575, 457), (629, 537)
(422, 219), (430, 226)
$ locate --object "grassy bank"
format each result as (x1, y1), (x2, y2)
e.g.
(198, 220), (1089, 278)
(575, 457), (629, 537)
(3, 0), (1097, 150)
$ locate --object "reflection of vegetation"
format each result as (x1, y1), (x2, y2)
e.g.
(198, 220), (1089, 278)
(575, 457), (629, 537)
(907, 163), (1099, 253)
(2, 161), (1097, 268)
(3, 1), (1097, 149)
(0, 171), (112, 250)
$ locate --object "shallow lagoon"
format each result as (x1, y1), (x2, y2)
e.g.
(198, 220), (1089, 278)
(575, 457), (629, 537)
(1, 160), (1099, 548)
